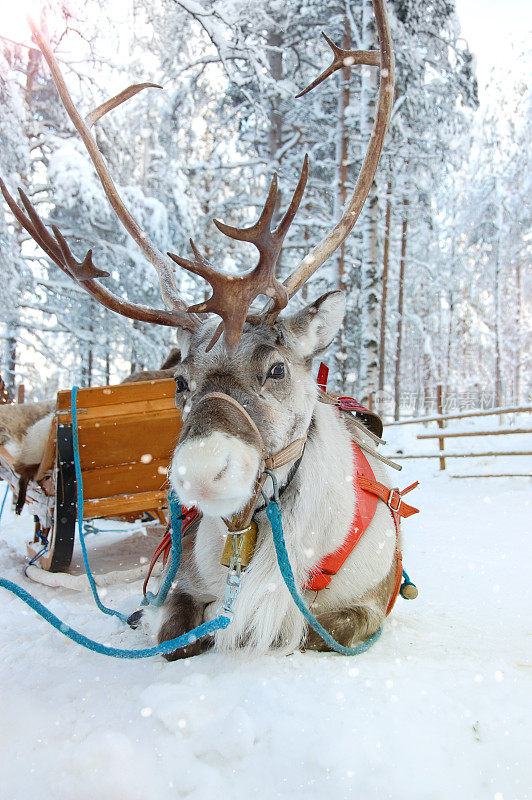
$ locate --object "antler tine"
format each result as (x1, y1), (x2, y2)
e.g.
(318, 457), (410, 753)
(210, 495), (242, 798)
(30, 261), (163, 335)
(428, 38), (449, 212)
(0, 178), (198, 329)
(168, 239), (220, 284)
(272, 0), (394, 310)
(16, 189), (67, 267)
(51, 226), (109, 281)
(273, 154), (309, 241)
(165, 158), (310, 353)
(214, 155), (308, 249)
(0, 179), (65, 272)
(14, 186), (109, 281)
(296, 32), (380, 98)
(213, 174), (279, 243)
(86, 83), (163, 128)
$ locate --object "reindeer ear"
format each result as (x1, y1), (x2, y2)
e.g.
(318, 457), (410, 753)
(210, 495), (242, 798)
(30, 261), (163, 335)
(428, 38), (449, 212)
(176, 329), (193, 360)
(287, 291), (345, 358)
(160, 347), (181, 370)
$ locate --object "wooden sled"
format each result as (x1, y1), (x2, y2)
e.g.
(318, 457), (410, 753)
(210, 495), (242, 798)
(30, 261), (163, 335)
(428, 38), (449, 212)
(0, 378), (182, 572)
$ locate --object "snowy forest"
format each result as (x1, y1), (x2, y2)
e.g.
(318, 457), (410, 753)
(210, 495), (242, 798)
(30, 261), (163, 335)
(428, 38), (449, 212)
(1, 4), (531, 799)
(0, 0), (530, 417)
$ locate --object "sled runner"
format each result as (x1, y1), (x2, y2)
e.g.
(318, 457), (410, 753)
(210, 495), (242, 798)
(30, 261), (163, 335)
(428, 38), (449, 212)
(0, 377), (182, 572)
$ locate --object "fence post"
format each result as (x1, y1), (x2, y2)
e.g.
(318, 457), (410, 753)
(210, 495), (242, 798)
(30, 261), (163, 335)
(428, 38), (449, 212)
(437, 384), (445, 470)
(17, 384), (25, 404)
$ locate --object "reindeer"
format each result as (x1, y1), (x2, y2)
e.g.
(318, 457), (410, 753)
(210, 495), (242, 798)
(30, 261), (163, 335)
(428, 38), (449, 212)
(1, 1), (414, 658)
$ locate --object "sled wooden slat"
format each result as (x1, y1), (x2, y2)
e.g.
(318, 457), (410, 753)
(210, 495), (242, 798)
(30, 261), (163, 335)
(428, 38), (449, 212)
(55, 378), (176, 412)
(81, 457), (170, 500)
(73, 412), (180, 470)
(57, 395), (178, 424)
(83, 490), (169, 519)
(11, 377), (183, 573)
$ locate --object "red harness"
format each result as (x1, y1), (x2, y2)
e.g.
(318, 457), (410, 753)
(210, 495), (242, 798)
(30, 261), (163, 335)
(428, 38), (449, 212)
(146, 439), (419, 612)
(144, 371), (419, 614)
(303, 440), (418, 616)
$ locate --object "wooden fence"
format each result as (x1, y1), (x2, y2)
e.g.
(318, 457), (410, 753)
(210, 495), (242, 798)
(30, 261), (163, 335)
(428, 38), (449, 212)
(388, 400), (532, 478)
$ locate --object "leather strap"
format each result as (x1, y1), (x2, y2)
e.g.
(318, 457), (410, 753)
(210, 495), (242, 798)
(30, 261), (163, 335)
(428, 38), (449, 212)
(265, 436), (307, 470)
(303, 441), (418, 619)
(193, 391), (267, 459)
(194, 391), (307, 473)
(386, 546), (403, 617)
(223, 472), (267, 532)
(303, 441), (378, 591)
(357, 476), (419, 518)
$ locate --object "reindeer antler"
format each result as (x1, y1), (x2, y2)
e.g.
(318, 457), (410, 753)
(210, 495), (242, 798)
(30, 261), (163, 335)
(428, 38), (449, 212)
(264, 0), (394, 319)
(295, 33), (380, 98)
(1, 2), (393, 354)
(3, 19), (201, 333)
(0, 180), (191, 327)
(168, 155), (309, 353)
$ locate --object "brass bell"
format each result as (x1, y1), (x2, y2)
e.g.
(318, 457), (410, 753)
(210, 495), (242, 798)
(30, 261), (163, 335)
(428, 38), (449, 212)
(400, 582), (418, 600)
(221, 521), (258, 568)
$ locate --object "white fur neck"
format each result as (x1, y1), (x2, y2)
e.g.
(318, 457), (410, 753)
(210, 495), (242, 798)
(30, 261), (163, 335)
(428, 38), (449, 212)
(197, 400), (356, 655)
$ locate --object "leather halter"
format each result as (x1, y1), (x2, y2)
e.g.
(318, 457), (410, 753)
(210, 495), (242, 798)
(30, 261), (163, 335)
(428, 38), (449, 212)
(190, 391), (308, 533)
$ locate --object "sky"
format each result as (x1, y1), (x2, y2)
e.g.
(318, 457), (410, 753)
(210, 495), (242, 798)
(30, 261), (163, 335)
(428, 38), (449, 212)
(454, 0), (531, 98)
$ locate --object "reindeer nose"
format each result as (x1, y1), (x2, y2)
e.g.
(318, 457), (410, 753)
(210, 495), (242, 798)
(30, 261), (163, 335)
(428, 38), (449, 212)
(170, 431), (261, 518)
(173, 446), (232, 491)
(213, 456), (230, 482)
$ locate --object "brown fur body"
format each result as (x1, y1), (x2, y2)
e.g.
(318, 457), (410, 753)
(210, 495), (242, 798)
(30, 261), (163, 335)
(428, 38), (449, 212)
(0, 401), (54, 447)
(305, 556), (397, 651)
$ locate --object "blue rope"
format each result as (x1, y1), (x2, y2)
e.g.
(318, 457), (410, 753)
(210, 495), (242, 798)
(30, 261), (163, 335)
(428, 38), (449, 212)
(0, 576), (230, 658)
(0, 483), (10, 527)
(0, 496), (381, 658)
(0, 390), (231, 658)
(0, 390), (382, 659)
(0, 482), (229, 658)
(72, 384), (181, 610)
(142, 490), (182, 607)
(71, 386), (128, 623)
(83, 522), (126, 535)
(0, 495), (380, 658)
(24, 544), (49, 578)
(266, 500), (382, 656)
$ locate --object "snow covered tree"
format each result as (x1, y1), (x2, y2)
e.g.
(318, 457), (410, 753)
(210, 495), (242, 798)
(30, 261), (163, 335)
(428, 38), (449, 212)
(1, 0), (526, 418)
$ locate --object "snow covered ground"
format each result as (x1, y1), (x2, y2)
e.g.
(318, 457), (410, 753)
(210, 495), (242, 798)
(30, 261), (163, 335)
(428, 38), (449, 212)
(0, 425), (530, 800)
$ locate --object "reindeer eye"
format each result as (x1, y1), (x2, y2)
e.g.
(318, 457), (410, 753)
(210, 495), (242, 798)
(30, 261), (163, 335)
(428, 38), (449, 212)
(174, 375), (189, 393)
(267, 362), (285, 380)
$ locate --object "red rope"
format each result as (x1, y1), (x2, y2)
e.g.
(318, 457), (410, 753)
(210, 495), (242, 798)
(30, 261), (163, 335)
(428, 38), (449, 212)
(142, 508), (200, 599)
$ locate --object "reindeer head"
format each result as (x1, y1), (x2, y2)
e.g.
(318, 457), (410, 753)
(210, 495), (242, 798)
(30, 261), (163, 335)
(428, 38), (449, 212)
(169, 291), (345, 517)
(1, 3), (393, 519)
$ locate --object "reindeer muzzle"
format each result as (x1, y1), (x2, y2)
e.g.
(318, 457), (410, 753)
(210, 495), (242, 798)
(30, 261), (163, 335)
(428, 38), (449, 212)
(183, 391), (307, 534)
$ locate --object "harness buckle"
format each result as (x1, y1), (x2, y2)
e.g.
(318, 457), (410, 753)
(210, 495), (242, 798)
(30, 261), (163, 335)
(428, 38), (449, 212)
(219, 535), (245, 616)
(263, 468), (280, 504)
(387, 488), (402, 513)
(221, 570), (243, 616)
